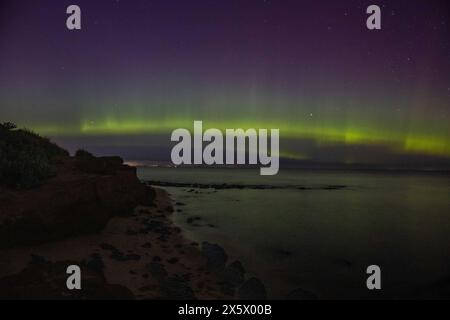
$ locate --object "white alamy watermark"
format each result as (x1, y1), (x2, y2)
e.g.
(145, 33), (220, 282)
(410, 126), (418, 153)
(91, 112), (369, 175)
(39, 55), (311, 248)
(170, 121), (279, 175)
(65, 4), (381, 32)
(66, 265), (81, 290)
(366, 265), (382, 290)
(366, 5), (382, 30)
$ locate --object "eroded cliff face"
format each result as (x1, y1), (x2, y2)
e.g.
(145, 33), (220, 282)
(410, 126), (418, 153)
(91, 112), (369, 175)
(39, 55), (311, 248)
(0, 157), (155, 248)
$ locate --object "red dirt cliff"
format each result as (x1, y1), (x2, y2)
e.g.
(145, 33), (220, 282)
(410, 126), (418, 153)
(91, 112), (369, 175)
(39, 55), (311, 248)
(0, 156), (155, 248)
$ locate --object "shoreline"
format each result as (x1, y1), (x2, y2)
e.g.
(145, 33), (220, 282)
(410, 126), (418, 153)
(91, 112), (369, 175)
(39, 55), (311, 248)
(144, 180), (348, 191)
(0, 187), (253, 299)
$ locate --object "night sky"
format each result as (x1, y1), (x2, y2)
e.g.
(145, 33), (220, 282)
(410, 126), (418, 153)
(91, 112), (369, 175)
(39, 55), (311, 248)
(1, 0), (449, 167)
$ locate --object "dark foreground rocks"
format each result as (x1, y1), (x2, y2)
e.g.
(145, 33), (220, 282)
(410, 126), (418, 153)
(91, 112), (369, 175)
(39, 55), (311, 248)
(202, 241), (228, 270)
(0, 157), (155, 248)
(237, 277), (267, 300)
(145, 180), (348, 191)
(201, 241), (268, 299)
(0, 257), (134, 300)
(223, 261), (246, 286)
(0, 145), (269, 300)
(0, 189), (237, 300)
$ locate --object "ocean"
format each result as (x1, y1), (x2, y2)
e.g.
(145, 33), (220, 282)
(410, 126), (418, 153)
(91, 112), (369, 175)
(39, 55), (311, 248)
(137, 167), (450, 299)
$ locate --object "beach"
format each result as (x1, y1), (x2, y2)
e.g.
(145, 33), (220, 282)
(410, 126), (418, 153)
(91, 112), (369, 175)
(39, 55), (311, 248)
(0, 187), (239, 299)
(0, 155), (266, 300)
(1, 158), (450, 300)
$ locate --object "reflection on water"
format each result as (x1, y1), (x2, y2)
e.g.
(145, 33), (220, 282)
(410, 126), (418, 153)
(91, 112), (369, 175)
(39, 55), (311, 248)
(138, 167), (450, 299)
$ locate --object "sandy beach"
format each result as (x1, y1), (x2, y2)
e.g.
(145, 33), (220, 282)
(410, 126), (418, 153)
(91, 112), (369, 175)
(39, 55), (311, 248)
(0, 187), (245, 299)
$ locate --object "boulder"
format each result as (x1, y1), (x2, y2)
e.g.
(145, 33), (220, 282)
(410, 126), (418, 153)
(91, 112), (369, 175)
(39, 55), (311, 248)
(201, 242), (228, 270)
(84, 253), (105, 274)
(223, 260), (246, 286)
(160, 276), (196, 300)
(237, 277), (267, 300)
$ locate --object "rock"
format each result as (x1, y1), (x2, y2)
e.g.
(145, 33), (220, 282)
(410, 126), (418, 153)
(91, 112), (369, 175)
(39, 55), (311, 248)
(146, 262), (168, 280)
(286, 288), (318, 300)
(0, 259), (134, 299)
(140, 220), (170, 235)
(161, 276), (196, 300)
(201, 242), (228, 270)
(220, 282), (236, 296)
(223, 260), (246, 286)
(186, 216), (201, 224)
(237, 278), (267, 300)
(84, 253), (104, 273)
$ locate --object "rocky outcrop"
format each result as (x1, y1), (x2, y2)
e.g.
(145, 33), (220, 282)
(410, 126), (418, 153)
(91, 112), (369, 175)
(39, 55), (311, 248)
(0, 256), (134, 300)
(201, 241), (228, 270)
(223, 260), (246, 286)
(237, 277), (267, 300)
(0, 157), (155, 248)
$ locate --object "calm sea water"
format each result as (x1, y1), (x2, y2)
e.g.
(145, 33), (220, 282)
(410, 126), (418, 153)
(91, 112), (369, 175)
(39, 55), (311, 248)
(137, 167), (450, 299)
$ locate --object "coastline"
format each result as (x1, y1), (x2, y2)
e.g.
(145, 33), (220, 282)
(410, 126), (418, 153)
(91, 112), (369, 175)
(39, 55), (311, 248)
(0, 187), (246, 299)
(138, 167), (450, 300)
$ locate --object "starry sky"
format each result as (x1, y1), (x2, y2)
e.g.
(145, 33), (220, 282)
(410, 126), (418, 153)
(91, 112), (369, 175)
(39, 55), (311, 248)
(1, 0), (449, 168)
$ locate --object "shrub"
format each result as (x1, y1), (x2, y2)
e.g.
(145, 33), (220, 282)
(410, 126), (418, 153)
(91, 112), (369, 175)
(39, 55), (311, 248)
(0, 122), (17, 130)
(0, 124), (69, 189)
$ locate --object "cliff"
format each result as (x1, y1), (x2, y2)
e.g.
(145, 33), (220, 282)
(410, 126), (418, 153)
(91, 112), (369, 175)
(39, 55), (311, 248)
(0, 124), (245, 300)
(0, 156), (155, 248)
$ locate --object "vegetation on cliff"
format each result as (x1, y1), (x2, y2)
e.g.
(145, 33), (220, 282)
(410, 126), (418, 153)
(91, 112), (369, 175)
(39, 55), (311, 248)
(0, 122), (69, 189)
(0, 122), (155, 248)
